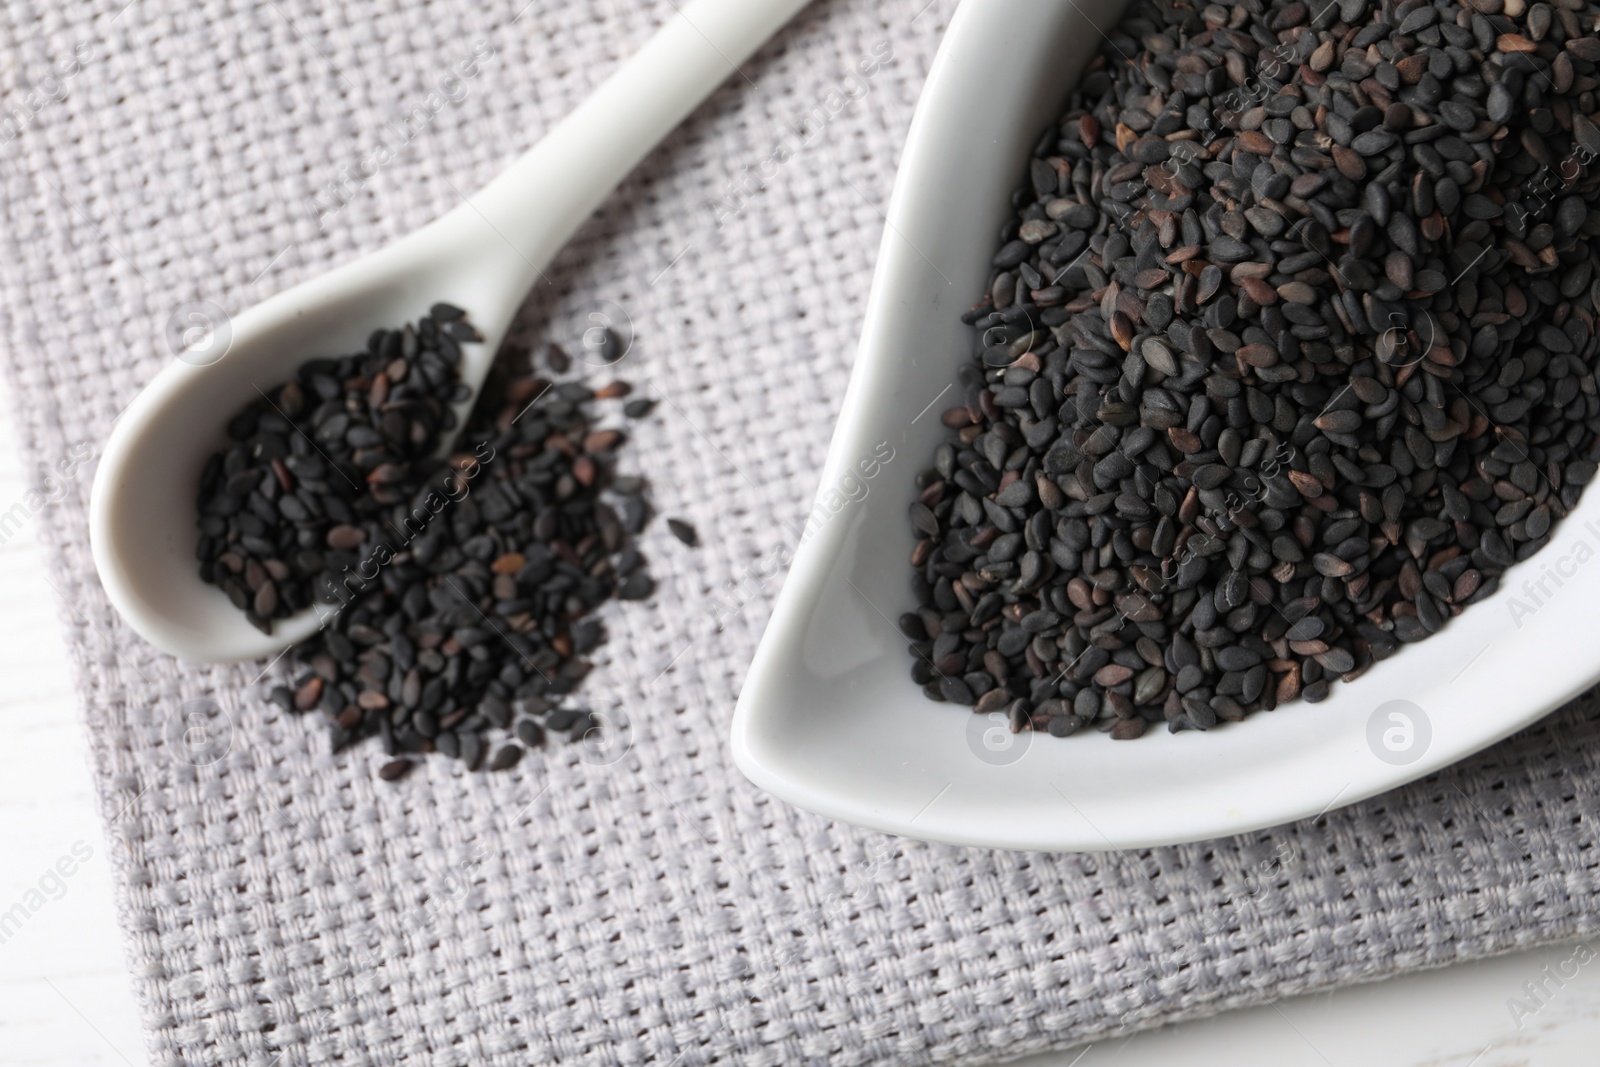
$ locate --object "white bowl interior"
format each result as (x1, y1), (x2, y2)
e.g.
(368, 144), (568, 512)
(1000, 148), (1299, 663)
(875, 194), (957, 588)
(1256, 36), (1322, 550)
(731, 0), (1600, 851)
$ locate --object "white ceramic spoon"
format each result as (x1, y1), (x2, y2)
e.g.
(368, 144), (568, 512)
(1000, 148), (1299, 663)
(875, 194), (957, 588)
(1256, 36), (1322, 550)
(90, 0), (810, 663)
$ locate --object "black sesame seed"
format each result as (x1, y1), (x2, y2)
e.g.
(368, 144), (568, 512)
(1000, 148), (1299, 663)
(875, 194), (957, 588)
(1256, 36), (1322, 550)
(666, 518), (698, 546)
(489, 744), (523, 772)
(378, 759), (413, 782)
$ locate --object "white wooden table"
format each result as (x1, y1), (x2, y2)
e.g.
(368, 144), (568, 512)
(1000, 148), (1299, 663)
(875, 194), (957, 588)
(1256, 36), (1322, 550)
(1, 380), (1596, 1066)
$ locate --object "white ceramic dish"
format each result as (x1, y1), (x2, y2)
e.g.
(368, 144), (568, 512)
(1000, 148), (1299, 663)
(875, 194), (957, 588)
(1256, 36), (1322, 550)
(730, 0), (1598, 851)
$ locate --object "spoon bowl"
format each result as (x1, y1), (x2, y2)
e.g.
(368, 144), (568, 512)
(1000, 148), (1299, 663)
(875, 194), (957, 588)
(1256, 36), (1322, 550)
(91, 0), (811, 663)
(91, 215), (516, 661)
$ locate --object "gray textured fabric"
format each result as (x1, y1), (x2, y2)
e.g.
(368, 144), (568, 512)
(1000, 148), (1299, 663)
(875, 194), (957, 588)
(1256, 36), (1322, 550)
(3, 1), (1600, 1064)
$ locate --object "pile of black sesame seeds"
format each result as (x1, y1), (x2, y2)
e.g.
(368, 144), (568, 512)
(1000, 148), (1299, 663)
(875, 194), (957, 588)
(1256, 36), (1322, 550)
(906, 0), (1600, 738)
(196, 307), (680, 777)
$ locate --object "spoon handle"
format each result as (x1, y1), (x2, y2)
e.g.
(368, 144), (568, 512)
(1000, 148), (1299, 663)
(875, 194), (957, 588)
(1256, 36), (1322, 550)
(451, 0), (814, 299)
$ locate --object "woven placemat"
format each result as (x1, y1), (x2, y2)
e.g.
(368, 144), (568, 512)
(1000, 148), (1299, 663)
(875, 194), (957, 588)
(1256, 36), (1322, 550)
(2, 0), (1598, 1063)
